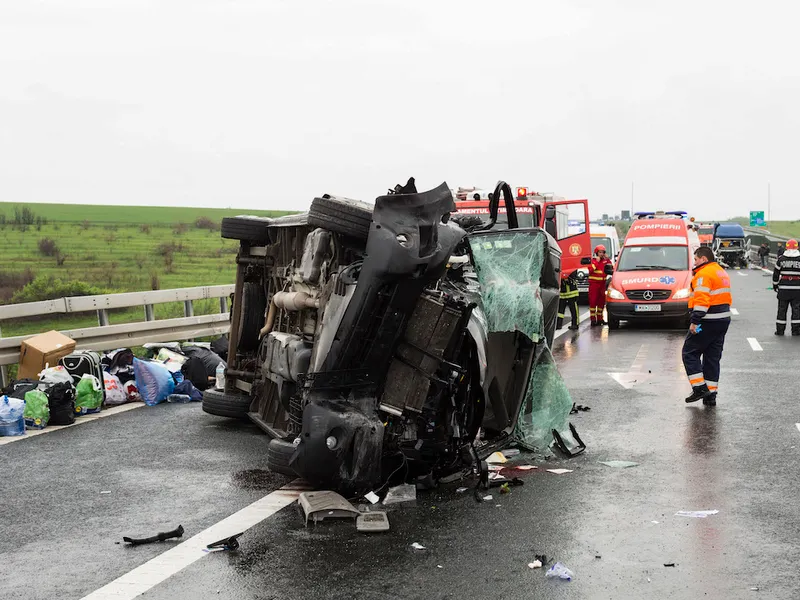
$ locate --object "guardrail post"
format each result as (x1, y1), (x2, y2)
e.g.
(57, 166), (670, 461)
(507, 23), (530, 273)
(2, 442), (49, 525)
(219, 296), (228, 313)
(183, 300), (194, 318)
(97, 309), (110, 327)
(144, 304), (155, 322)
(0, 325), (6, 388)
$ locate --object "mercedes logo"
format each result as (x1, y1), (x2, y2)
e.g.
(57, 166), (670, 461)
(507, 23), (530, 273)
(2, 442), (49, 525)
(643, 290), (654, 301)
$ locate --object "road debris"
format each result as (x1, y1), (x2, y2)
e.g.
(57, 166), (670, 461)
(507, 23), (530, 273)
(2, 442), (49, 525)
(100, 490), (112, 494)
(528, 560), (543, 569)
(456, 487), (468, 493)
(599, 460), (639, 468)
(675, 509), (719, 518)
(356, 511), (390, 533)
(501, 448), (521, 458)
(664, 563), (676, 567)
(482, 494), (493, 502)
(486, 451), (508, 464)
(411, 542), (426, 551)
(123, 524), (184, 546)
(383, 484), (417, 506)
(298, 491), (359, 525)
(545, 562), (574, 581)
(206, 532), (243, 552)
(546, 469), (573, 475)
(570, 403), (591, 414)
(363, 491), (380, 504)
(499, 483), (511, 494)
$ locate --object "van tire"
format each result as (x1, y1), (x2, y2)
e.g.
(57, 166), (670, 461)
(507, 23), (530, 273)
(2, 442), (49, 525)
(238, 282), (267, 352)
(267, 439), (297, 476)
(221, 216), (271, 244)
(607, 315), (620, 330)
(202, 389), (251, 419)
(308, 196), (373, 240)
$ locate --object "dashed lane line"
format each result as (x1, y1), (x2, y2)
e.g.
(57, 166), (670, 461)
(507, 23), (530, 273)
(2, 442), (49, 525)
(747, 337), (763, 351)
(796, 423), (800, 434)
(80, 480), (311, 600)
(0, 403), (144, 446)
(731, 308), (739, 315)
(737, 271), (748, 277)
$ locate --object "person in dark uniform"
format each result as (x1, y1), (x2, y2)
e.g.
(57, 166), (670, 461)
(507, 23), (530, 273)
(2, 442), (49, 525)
(772, 238), (800, 336)
(557, 271), (580, 330)
(683, 246), (732, 407)
(758, 243), (770, 268)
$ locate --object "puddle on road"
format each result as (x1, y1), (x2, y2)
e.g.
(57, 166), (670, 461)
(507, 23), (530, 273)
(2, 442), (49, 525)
(231, 469), (279, 490)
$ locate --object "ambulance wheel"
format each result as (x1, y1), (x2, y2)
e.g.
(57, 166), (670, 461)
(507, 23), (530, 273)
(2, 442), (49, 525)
(607, 315), (620, 330)
(202, 389), (252, 420)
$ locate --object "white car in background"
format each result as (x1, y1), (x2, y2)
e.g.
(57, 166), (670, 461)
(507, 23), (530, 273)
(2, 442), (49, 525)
(574, 224), (621, 300)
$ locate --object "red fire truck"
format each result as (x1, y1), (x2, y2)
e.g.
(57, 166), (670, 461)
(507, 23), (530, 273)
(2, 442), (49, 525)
(453, 185), (592, 279)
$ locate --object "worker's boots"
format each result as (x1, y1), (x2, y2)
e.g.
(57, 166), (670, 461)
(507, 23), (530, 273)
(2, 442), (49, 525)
(775, 326), (786, 336)
(685, 385), (714, 403)
(703, 393), (717, 407)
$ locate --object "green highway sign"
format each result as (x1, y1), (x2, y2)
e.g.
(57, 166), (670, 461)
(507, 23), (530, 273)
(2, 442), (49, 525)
(749, 211), (767, 227)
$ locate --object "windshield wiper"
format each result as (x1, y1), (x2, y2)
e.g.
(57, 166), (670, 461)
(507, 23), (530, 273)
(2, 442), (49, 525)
(633, 265), (681, 271)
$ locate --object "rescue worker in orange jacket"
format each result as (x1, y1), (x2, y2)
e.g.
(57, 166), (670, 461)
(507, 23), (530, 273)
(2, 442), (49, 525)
(588, 244), (612, 326)
(682, 246), (732, 406)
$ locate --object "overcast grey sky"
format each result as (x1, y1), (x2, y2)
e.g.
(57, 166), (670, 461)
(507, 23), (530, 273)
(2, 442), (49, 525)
(1, 0), (798, 220)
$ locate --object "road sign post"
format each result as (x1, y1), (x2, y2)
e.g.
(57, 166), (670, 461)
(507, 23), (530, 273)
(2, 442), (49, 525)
(749, 211), (767, 227)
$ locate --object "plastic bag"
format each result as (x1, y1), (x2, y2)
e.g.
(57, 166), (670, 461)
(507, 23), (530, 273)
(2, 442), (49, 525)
(133, 358), (175, 406)
(0, 395), (26, 436)
(75, 374), (104, 415)
(23, 390), (50, 429)
(156, 347), (188, 365)
(39, 365), (73, 386)
(174, 380), (203, 402)
(123, 381), (142, 403)
(103, 372), (127, 406)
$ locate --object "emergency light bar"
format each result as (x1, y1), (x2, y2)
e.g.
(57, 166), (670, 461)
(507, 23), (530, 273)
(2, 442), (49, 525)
(516, 187), (527, 197)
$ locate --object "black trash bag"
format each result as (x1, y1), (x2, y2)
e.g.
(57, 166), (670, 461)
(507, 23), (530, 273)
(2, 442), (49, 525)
(181, 357), (210, 391)
(182, 346), (225, 377)
(42, 381), (76, 426)
(210, 335), (229, 362)
(4, 379), (40, 399)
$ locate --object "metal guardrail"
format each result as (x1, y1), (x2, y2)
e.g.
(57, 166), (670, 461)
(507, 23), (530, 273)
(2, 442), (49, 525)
(0, 285), (234, 386)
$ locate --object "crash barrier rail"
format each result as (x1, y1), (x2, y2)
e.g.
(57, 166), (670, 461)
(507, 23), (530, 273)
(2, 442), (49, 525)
(743, 226), (790, 269)
(0, 285), (234, 387)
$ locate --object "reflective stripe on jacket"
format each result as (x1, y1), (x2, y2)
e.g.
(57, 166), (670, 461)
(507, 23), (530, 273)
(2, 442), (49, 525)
(588, 257), (611, 283)
(689, 261), (732, 324)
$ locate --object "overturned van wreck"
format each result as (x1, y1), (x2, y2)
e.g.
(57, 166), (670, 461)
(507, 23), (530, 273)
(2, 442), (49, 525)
(204, 178), (579, 492)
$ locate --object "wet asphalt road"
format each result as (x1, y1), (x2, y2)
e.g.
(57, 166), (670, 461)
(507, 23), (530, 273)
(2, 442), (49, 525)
(2, 267), (798, 600)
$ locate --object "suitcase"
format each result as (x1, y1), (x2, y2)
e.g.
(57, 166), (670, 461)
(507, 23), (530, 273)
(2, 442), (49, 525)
(58, 351), (106, 407)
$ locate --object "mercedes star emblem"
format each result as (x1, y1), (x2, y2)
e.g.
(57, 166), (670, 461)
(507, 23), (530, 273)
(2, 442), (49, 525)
(643, 290), (654, 301)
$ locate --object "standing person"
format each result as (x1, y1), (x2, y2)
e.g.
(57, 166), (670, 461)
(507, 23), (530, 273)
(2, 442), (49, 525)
(683, 246), (732, 406)
(772, 239), (800, 336)
(557, 271), (580, 330)
(758, 243), (770, 268)
(588, 245), (612, 326)
(778, 242), (785, 258)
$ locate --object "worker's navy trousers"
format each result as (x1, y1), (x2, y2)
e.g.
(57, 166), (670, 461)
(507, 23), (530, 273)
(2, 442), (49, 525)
(682, 320), (730, 392)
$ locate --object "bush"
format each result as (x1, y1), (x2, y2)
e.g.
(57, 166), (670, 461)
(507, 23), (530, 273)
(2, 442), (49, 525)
(37, 237), (60, 257)
(195, 216), (219, 231)
(11, 276), (110, 304)
(156, 241), (177, 257)
(173, 222), (189, 235)
(81, 220), (91, 231)
(0, 268), (36, 303)
(13, 206), (37, 227)
(150, 272), (161, 290)
(140, 224), (151, 234)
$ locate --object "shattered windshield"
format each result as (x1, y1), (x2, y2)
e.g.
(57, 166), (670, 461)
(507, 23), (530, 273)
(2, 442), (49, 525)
(617, 245), (688, 272)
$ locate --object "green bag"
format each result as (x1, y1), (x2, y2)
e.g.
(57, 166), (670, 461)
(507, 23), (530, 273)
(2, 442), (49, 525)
(75, 375), (103, 415)
(23, 389), (50, 429)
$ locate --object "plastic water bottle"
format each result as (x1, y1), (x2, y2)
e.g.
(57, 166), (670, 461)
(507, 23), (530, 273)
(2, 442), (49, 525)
(215, 363), (226, 390)
(167, 394), (192, 404)
(0, 395), (26, 437)
(545, 562), (574, 581)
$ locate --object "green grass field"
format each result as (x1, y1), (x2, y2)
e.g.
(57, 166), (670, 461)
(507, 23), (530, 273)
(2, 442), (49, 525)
(733, 218), (800, 239)
(0, 202), (292, 338)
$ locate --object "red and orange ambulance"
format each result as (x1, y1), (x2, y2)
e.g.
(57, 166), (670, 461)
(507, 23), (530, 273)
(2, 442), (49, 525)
(605, 211), (700, 329)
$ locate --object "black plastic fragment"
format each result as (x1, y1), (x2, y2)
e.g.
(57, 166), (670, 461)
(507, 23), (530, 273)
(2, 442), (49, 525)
(123, 525), (184, 546)
(207, 532), (244, 551)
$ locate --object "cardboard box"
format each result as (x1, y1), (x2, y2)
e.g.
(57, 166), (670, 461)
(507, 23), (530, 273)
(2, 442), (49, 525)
(18, 330), (77, 380)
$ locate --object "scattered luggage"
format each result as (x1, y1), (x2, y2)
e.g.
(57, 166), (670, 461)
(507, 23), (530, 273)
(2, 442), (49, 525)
(181, 357), (211, 391)
(102, 348), (135, 384)
(75, 374), (104, 415)
(182, 346), (226, 377)
(0, 395), (26, 436)
(103, 372), (127, 406)
(41, 381), (76, 426)
(59, 351), (106, 404)
(133, 358), (175, 406)
(23, 390), (50, 429)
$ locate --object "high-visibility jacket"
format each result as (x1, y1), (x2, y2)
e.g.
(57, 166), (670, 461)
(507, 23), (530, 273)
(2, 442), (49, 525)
(588, 257), (611, 284)
(689, 261), (732, 324)
(560, 275), (579, 300)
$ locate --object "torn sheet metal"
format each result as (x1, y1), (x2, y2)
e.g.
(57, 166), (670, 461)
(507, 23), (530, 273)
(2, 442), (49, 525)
(298, 491), (360, 525)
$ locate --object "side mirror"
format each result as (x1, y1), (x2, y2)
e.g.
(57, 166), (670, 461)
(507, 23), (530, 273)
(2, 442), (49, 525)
(604, 264), (614, 275)
(580, 257), (591, 265)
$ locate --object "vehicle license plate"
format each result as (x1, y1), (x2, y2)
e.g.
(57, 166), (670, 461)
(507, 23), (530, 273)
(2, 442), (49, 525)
(634, 304), (662, 312)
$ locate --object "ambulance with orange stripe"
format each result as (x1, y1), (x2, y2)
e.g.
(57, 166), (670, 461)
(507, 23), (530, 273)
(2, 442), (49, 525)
(605, 211), (700, 329)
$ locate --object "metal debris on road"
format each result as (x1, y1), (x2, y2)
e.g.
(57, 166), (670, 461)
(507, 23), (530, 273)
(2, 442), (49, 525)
(298, 491), (359, 525)
(382, 484), (417, 506)
(599, 460), (639, 468)
(411, 542), (426, 550)
(675, 509), (719, 518)
(546, 469), (573, 475)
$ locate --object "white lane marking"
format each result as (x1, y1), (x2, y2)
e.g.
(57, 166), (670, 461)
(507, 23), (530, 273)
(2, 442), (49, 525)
(553, 311), (591, 340)
(80, 481), (310, 600)
(731, 308), (739, 315)
(747, 338), (763, 351)
(0, 403), (144, 447)
(796, 423), (800, 434)
(737, 271), (748, 277)
(762, 267), (772, 274)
